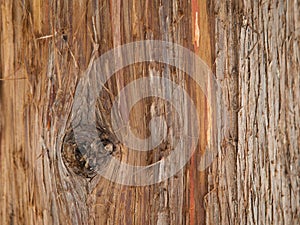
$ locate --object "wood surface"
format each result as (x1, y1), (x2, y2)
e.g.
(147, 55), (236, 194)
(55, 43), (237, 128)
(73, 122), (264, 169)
(0, 0), (299, 224)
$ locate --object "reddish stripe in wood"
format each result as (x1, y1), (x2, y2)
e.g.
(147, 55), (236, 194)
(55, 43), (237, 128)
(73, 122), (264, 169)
(190, 1), (199, 224)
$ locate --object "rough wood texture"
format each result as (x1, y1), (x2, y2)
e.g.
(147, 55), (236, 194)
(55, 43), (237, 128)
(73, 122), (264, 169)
(206, 0), (299, 224)
(1, 0), (212, 224)
(0, 0), (299, 225)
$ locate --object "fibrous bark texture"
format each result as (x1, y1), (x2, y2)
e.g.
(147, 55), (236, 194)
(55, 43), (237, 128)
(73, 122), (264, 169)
(206, 0), (299, 224)
(0, 0), (299, 225)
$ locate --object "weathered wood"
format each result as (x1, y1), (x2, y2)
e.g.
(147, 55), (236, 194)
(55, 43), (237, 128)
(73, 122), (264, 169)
(206, 0), (300, 224)
(0, 0), (299, 225)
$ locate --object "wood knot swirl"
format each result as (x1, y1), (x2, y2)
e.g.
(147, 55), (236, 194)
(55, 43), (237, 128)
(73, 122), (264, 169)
(62, 128), (117, 178)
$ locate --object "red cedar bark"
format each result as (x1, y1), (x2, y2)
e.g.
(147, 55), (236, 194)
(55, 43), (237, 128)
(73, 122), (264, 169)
(0, 0), (299, 225)
(206, 0), (299, 224)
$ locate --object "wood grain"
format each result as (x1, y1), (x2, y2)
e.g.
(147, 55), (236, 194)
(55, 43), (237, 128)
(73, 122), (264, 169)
(0, 0), (299, 225)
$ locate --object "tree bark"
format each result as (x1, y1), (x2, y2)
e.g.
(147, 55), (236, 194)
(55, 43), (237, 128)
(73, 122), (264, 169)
(0, 0), (299, 225)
